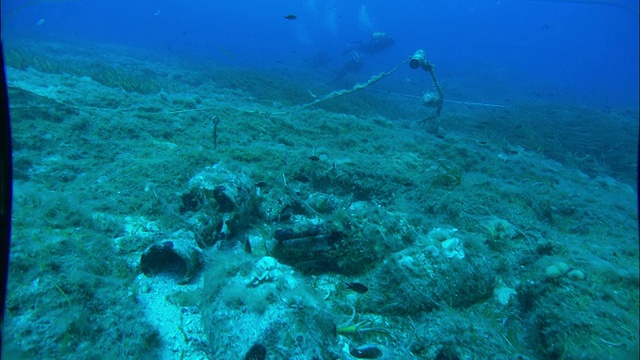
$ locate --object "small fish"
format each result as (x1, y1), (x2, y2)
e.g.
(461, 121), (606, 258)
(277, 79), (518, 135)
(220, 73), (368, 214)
(345, 282), (368, 294)
(219, 47), (232, 57)
(309, 155), (320, 161)
(284, 14), (297, 20)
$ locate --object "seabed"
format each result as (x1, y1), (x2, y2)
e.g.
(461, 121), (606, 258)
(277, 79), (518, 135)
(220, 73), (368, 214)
(2, 39), (638, 360)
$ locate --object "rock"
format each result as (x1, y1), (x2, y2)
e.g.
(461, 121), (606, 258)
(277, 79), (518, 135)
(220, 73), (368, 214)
(567, 269), (585, 281)
(544, 261), (570, 279)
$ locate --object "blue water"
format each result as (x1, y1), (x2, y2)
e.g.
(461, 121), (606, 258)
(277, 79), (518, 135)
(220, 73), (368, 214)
(3, 0), (639, 108)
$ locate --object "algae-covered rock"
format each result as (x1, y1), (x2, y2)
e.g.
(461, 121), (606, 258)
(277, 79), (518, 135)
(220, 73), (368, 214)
(181, 162), (258, 247)
(567, 269), (585, 281)
(361, 249), (496, 315)
(481, 216), (517, 251)
(544, 261), (570, 279)
(184, 162), (254, 214)
(200, 252), (340, 359)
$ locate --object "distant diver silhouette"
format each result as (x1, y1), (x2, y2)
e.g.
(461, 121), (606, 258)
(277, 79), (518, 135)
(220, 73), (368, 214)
(334, 52), (364, 80)
(340, 32), (395, 56)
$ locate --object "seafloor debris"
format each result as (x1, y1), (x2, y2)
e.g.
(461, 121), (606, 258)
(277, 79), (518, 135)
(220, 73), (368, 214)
(140, 237), (200, 284)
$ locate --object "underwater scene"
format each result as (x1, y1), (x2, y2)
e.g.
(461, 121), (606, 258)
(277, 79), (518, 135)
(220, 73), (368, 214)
(1, 0), (638, 359)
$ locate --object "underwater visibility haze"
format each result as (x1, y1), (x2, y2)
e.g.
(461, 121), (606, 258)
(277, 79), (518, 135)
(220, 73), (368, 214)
(0, 0), (638, 359)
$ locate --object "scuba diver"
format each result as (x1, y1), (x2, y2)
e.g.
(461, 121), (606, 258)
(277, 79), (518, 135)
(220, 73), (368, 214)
(335, 32), (394, 79)
(340, 32), (395, 56)
(334, 52), (363, 80)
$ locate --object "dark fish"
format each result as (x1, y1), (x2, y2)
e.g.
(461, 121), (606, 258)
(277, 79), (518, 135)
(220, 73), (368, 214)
(243, 237), (252, 254)
(244, 343), (266, 360)
(284, 14), (297, 20)
(349, 344), (383, 359)
(309, 155), (320, 161)
(345, 282), (368, 293)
